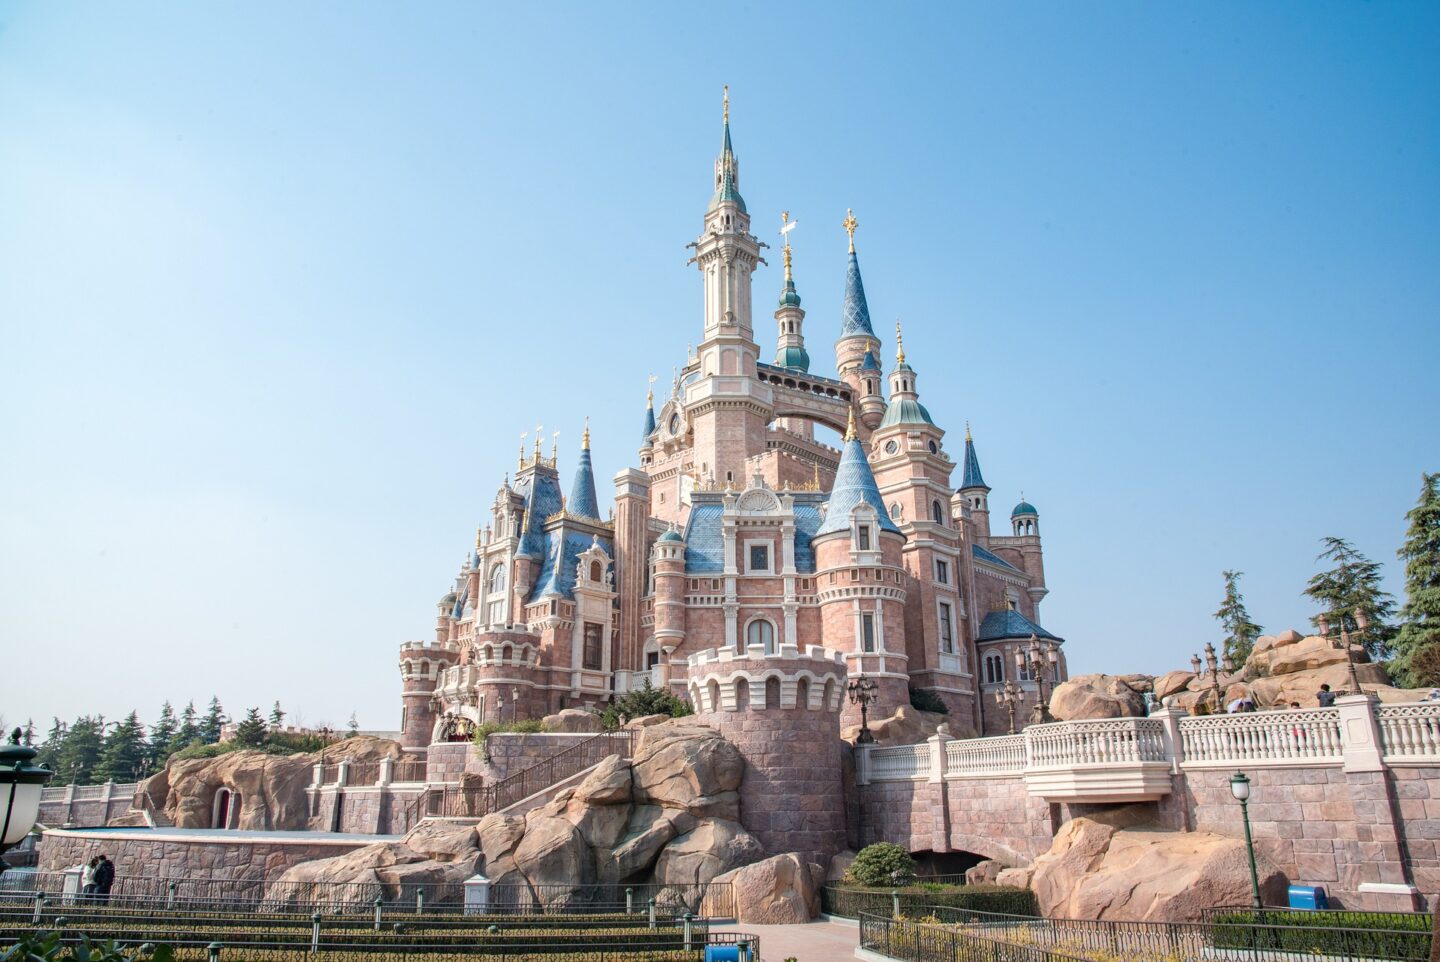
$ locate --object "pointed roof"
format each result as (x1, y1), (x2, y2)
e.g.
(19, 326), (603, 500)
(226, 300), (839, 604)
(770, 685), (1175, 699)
(878, 398), (934, 430)
(709, 87), (746, 213)
(642, 389), (656, 441)
(976, 608), (1063, 643)
(841, 251), (875, 338)
(568, 422), (601, 521)
(960, 428), (989, 491)
(817, 413), (902, 536)
(860, 350), (881, 373)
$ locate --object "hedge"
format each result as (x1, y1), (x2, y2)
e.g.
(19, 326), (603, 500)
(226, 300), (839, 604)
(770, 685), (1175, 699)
(1211, 908), (1431, 960)
(821, 883), (1036, 920)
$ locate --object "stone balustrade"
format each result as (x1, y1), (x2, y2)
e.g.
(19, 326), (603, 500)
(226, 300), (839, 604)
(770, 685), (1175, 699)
(1377, 703), (1440, 760)
(869, 743), (931, 780)
(944, 733), (1026, 777)
(1179, 708), (1343, 766)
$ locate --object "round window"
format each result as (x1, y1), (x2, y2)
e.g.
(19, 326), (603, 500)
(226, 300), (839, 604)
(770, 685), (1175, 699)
(929, 440), (938, 454)
(884, 439), (899, 455)
(669, 414), (681, 435)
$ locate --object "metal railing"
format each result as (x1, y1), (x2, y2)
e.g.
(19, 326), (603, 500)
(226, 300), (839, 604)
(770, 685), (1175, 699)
(860, 913), (1090, 962)
(391, 758), (428, 783)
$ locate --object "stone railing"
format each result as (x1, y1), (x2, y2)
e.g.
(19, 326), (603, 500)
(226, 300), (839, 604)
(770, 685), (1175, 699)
(868, 743), (931, 781)
(945, 733), (1026, 776)
(1026, 717), (1168, 768)
(1178, 708), (1343, 766)
(1377, 703), (1440, 761)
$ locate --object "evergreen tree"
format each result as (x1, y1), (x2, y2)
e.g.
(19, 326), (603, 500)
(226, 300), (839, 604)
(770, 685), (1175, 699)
(34, 718), (66, 774)
(347, 712), (360, 737)
(21, 719), (36, 747)
(1393, 472), (1440, 687)
(1305, 536), (1397, 661)
(199, 697), (226, 744)
(55, 716), (106, 785)
(174, 701), (201, 750)
(1215, 570), (1263, 665)
(269, 702), (286, 730)
(233, 708), (268, 748)
(148, 702), (179, 768)
(96, 711), (148, 782)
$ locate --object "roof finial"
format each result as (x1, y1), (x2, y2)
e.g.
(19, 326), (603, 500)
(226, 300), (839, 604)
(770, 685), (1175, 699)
(534, 424), (543, 458)
(842, 208), (858, 254)
(895, 319), (906, 364)
(780, 211), (795, 281)
(723, 84), (729, 125)
(582, 417), (591, 450)
(551, 429), (559, 460)
(845, 404), (857, 442)
(519, 432), (528, 469)
(647, 374), (656, 406)
(965, 420), (972, 443)
(475, 526), (483, 549)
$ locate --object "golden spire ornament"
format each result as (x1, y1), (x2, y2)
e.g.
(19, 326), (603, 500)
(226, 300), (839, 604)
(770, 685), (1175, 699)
(534, 424), (543, 458)
(723, 84), (729, 124)
(780, 211), (795, 281)
(965, 420), (973, 443)
(895, 319), (906, 365)
(582, 416), (591, 450)
(518, 432), (527, 469)
(845, 404), (857, 442)
(842, 208), (858, 254)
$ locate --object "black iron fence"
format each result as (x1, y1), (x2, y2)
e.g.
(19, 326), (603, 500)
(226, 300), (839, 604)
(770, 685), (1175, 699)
(860, 913), (1090, 962)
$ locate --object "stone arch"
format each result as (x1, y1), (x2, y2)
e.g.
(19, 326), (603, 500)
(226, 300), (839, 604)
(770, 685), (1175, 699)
(707, 679), (721, 713)
(796, 676), (810, 709)
(823, 677), (837, 711)
(764, 676), (781, 710)
(735, 677), (750, 711)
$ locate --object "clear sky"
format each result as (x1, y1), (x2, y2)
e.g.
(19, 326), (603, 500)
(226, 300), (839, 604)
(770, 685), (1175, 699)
(1, 2), (1436, 734)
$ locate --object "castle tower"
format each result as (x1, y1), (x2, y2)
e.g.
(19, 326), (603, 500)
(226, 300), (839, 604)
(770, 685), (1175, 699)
(958, 425), (992, 547)
(1009, 497), (1048, 614)
(687, 643), (848, 865)
(398, 638), (459, 748)
(834, 211), (885, 433)
(651, 528), (687, 685)
(639, 383), (657, 466)
(688, 88), (769, 486)
(868, 324), (971, 716)
(814, 408), (910, 726)
(772, 212), (815, 441)
(612, 467), (652, 675)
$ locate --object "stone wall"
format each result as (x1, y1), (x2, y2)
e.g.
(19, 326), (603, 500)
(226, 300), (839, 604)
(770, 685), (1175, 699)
(858, 770), (1052, 864)
(422, 734), (594, 785)
(39, 784), (137, 828)
(39, 828), (375, 881)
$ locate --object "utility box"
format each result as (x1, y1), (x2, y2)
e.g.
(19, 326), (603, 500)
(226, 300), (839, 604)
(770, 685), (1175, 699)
(1287, 885), (1329, 910)
(703, 948), (740, 962)
(463, 875), (491, 915)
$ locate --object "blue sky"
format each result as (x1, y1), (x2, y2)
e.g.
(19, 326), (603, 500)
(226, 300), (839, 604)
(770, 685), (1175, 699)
(1, 2), (1436, 733)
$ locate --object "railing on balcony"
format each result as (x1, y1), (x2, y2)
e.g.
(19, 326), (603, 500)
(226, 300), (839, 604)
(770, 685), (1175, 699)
(945, 733), (1025, 776)
(1179, 708), (1342, 765)
(391, 758), (429, 783)
(1378, 703), (1440, 761)
(1026, 718), (1168, 768)
(868, 744), (931, 780)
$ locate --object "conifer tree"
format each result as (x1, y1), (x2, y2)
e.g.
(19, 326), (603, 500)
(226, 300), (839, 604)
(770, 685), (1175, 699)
(1214, 570), (1263, 665)
(1305, 536), (1397, 661)
(21, 719), (35, 747)
(148, 702), (179, 768)
(347, 712), (360, 736)
(174, 701), (201, 749)
(34, 718), (65, 773)
(97, 711), (148, 782)
(1393, 472), (1440, 687)
(199, 697), (226, 744)
(55, 716), (106, 785)
(269, 702), (286, 730)
(233, 708), (268, 748)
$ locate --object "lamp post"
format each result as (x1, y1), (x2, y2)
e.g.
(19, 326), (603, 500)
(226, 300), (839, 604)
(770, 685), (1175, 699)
(1319, 609), (1370, 696)
(1015, 635), (1058, 724)
(0, 728), (54, 874)
(1192, 643), (1235, 713)
(511, 688), (520, 724)
(847, 676), (878, 744)
(1230, 771), (1263, 909)
(999, 680), (1022, 736)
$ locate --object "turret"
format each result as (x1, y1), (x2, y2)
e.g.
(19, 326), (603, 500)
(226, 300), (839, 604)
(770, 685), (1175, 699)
(399, 639), (459, 749)
(651, 527), (688, 684)
(639, 383), (657, 465)
(1010, 495), (1048, 612)
(959, 424), (992, 545)
(834, 210), (883, 431)
(1011, 497), (1038, 537)
(568, 420), (601, 521)
(773, 212), (809, 373)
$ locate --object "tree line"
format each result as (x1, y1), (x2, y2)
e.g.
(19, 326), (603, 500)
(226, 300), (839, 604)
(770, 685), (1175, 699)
(26, 700), (359, 786)
(1213, 472), (1440, 688)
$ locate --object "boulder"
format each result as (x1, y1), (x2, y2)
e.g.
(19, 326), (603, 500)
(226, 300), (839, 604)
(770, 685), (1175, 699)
(610, 805), (690, 881)
(965, 859), (1006, 885)
(632, 722), (744, 819)
(826, 850), (856, 883)
(1048, 674), (1145, 721)
(624, 714), (673, 730)
(266, 839), (476, 906)
(1256, 636), (1352, 676)
(1116, 674), (1155, 693)
(1153, 670), (1196, 701)
(713, 853), (822, 923)
(995, 866), (1033, 889)
(840, 705), (972, 746)
(476, 812), (527, 864)
(563, 793), (632, 851)
(1249, 662), (1395, 708)
(543, 709), (606, 734)
(402, 820), (479, 862)
(511, 815), (594, 888)
(653, 817), (765, 885)
(1030, 818), (1287, 922)
(573, 755), (631, 805)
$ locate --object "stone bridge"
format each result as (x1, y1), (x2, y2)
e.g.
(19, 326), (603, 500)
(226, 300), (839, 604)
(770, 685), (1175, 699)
(854, 694), (1440, 912)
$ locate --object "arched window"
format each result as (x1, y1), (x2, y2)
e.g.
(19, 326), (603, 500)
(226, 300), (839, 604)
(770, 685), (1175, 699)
(746, 619), (775, 654)
(931, 500), (944, 524)
(735, 677), (750, 711)
(765, 676), (781, 710)
(984, 651), (1005, 686)
(707, 679), (721, 712)
(890, 503), (902, 521)
(590, 560), (603, 582)
(489, 564), (506, 593)
(796, 677), (810, 709)
(823, 678), (836, 711)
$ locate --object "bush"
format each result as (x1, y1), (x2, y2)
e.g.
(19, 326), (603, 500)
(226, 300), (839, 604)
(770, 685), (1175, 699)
(600, 679), (694, 730)
(471, 720), (545, 744)
(171, 729), (328, 761)
(908, 686), (950, 715)
(821, 882), (1037, 919)
(847, 843), (917, 887)
(1210, 908), (1431, 959)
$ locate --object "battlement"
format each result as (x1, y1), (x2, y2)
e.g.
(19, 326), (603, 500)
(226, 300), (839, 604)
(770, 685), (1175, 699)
(686, 645), (846, 713)
(400, 639), (460, 655)
(686, 643), (844, 669)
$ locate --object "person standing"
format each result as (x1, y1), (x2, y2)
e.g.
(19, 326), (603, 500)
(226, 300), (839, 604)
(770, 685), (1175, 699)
(1316, 684), (1337, 707)
(93, 854), (115, 904)
(80, 856), (98, 901)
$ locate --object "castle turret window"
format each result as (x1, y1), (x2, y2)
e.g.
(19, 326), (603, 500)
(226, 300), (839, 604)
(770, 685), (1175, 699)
(857, 525), (871, 550)
(746, 618), (775, 654)
(939, 602), (955, 654)
(582, 623), (603, 670)
(861, 612), (876, 652)
(984, 651), (1004, 685)
(935, 559), (949, 584)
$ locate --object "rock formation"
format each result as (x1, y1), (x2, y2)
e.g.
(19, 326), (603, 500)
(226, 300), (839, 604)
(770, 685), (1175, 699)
(267, 820), (480, 906)
(541, 709), (606, 734)
(1048, 674), (1147, 721)
(713, 853), (823, 924)
(840, 705), (972, 745)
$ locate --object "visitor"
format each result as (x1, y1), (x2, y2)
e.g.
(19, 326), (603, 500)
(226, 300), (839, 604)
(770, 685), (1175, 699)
(93, 853), (115, 903)
(1316, 684), (1337, 708)
(80, 856), (99, 900)
(1290, 701), (1301, 709)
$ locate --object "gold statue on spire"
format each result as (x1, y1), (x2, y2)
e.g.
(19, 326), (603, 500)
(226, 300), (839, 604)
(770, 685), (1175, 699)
(475, 526), (483, 549)
(845, 404), (857, 442)
(842, 208), (858, 254)
(723, 85), (729, 124)
(582, 416), (591, 450)
(647, 374), (656, 405)
(965, 420), (973, 443)
(780, 211), (795, 281)
(534, 424), (543, 458)
(895, 319), (906, 364)
(519, 432), (528, 469)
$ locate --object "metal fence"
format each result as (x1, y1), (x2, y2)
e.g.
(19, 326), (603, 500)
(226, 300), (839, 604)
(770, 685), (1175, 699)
(860, 913), (1090, 962)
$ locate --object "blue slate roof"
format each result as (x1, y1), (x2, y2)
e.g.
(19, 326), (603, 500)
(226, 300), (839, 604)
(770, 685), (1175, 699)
(972, 543), (1021, 572)
(684, 502), (725, 573)
(817, 437), (902, 536)
(878, 398), (935, 430)
(568, 445), (601, 521)
(840, 252), (875, 338)
(960, 436), (988, 491)
(533, 530), (613, 600)
(860, 351), (881, 373)
(516, 468), (563, 559)
(642, 403), (656, 441)
(709, 120), (746, 213)
(976, 608), (1063, 643)
(793, 502), (822, 572)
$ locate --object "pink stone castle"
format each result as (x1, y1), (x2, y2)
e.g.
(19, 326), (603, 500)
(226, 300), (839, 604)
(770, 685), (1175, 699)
(398, 92), (1067, 749)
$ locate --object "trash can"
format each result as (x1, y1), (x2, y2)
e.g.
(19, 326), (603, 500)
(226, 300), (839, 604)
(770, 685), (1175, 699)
(703, 947), (740, 962)
(1287, 885), (1329, 910)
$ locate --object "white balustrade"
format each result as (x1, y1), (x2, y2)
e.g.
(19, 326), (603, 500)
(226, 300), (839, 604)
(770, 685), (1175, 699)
(867, 744), (931, 781)
(1179, 708), (1342, 766)
(1378, 703), (1440, 761)
(1025, 718), (1168, 769)
(945, 734), (1025, 776)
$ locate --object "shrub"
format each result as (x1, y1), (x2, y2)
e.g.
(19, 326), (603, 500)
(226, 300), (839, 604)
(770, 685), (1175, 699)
(600, 679), (694, 730)
(822, 881), (1037, 919)
(847, 843), (917, 887)
(1211, 908), (1431, 959)
(908, 686), (950, 715)
(470, 719), (545, 744)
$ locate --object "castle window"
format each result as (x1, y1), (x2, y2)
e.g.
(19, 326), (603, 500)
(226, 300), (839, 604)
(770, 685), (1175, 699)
(935, 559), (949, 585)
(939, 602), (955, 654)
(582, 623), (604, 671)
(796, 677), (810, 708)
(746, 618), (775, 654)
(590, 560), (603, 582)
(748, 544), (771, 573)
(984, 651), (1004, 685)
(857, 525), (871, 551)
(861, 612), (876, 653)
(890, 503), (902, 521)
(932, 500), (944, 524)
(765, 676), (781, 709)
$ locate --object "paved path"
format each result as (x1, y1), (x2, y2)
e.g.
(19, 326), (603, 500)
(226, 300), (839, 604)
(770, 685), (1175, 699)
(716, 917), (858, 962)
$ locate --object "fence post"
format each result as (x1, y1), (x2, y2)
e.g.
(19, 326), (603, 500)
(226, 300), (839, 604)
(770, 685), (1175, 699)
(311, 764), (324, 788)
(625, 886), (634, 914)
(416, 889), (424, 914)
(378, 757), (393, 787)
(337, 761), (350, 788)
(855, 741), (872, 786)
(683, 912), (694, 948)
(310, 912), (321, 952)
(373, 896), (383, 930)
(648, 897), (656, 929)
(1150, 705), (1188, 775)
(32, 893), (45, 925)
(463, 875), (491, 916)
(167, 881), (178, 909)
(892, 889), (900, 918)
(207, 942), (221, 962)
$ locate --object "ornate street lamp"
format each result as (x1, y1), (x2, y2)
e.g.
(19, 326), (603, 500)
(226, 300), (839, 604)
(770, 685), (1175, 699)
(847, 676), (879, 744)
(0, 728), (54, 874)
(1229, 771), (1263, 909)
(1192, 643), (1235, 713)
(1320, 609), (1370, 696)
(999, 680), (1022, 735)
(1015, 635), (1058, 723)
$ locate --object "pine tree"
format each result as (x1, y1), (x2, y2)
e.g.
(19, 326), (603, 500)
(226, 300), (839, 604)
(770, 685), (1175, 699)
(96, 711), (148, 782)
(55, 716), (106, 785)
(34, 718), (66, 774)
(174, 701), (201, 750)
(148, 702), (179, 769)
(1305, 536), (1397, 661)
(269, 702), (286, 730)
(1393, 472), (1440, 687)
(21, 719), (36, 747)
(199, 697), (226, 744)
(347, 712), (360, 737)
(1214, 570), (1263, 665)
(233, 708), (268, 748)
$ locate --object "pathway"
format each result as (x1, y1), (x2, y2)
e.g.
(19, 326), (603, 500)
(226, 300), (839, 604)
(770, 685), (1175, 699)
(716, 917), (858, 962)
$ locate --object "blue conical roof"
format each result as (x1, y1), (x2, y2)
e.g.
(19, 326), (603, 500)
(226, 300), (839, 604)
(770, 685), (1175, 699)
(568, 440), (601, 520)
(841, 252), (874, 338)
(709, 119), (746, 213)
(860, 350), (881, 373)
(960, 435), (989, 491)
(817, 437), (902, 536)
(642, 400), (656, 441)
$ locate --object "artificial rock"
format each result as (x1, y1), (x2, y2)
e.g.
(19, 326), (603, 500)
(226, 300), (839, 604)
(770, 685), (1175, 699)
(1048, 674), (1146, 721)
(713, 853), (823, 923)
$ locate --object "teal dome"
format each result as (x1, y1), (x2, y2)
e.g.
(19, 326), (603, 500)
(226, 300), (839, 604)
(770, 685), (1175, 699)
(658, 529), (684, 544)
(877, 398), (934, 430)
(775, 345), (810, 372)
(1011, 500), (1038, 518)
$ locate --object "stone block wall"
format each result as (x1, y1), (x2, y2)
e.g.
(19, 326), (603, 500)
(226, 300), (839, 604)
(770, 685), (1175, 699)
(40, 828), (375, 882)
(39, 784), (137, 828)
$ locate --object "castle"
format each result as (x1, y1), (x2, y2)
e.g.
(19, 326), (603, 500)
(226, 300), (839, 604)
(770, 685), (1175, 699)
(398, 92), (1068, 750)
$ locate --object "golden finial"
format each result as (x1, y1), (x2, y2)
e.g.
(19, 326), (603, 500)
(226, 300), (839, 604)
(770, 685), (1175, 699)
(519, 432), (528, 468)
(647, 374), (656, 405)
(534, 424), (543, 458)
(895, 319), (906, 365)
(842, 208), (858, 254)
(582, 417), (591, 450)
(965, 420), (972, 443)
(845, 404), (857, 442)
(475, 527), (483, 549)
(723, 85), (729, 124)
(551, 429), (559, 460)
(813, 462), (820, 490)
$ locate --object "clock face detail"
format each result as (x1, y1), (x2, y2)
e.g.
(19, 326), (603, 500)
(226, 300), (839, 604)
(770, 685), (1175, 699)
(669, 414), (681, 435)
(884, 439), (899, 455)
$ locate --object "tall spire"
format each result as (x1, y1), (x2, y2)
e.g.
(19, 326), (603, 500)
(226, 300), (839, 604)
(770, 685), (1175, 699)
(845, 404), (857, 442)
(895, 319), (906, 365)
(818, 410), (902, 536)
(840, 209), (875, 338)
(775, 211), (809, 372)
(961, 429), (989, 491)
(710, 85), (744, 212)
(568, 421), (601, 520)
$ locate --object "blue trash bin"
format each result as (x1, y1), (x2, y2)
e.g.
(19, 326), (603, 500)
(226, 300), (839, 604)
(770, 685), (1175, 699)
(1287, 885), (1329, 910)
(704, 948), (741, 962)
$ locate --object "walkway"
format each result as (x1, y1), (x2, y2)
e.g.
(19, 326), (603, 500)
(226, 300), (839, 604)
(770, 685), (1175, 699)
(716, 918), (858, 962)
